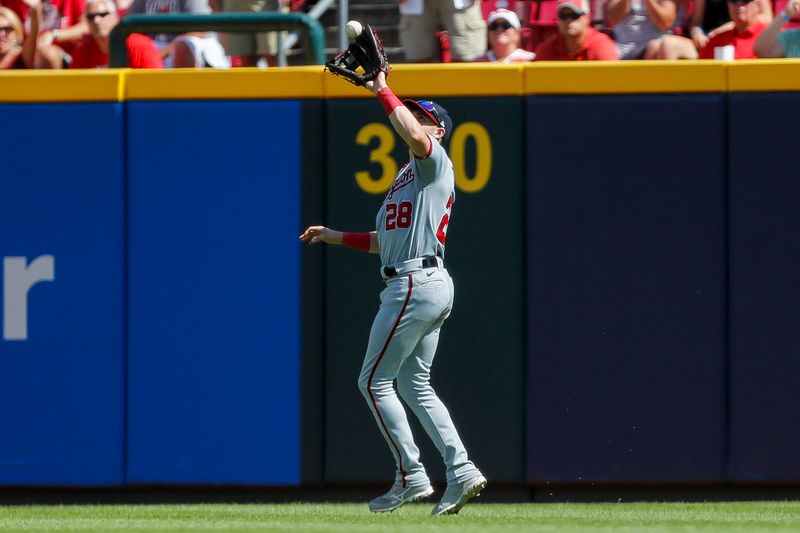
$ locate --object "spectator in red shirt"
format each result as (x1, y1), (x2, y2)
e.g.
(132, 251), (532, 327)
(699, 0), (766, 58)
(534, 0), (619, 60)
(688, 0), (771, 53)
(33, 0), (90, 68)
(0, 0), (40, 69)
(70, 0), (162, 68)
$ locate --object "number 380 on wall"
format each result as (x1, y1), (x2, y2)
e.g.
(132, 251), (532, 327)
(354, 121), (492, 194)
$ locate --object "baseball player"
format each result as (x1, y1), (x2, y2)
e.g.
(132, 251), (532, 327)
(299, 71), (486, 515)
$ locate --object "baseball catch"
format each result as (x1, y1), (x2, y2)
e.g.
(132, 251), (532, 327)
(324, 21), (390, 87)
(345, 20), (363, 39)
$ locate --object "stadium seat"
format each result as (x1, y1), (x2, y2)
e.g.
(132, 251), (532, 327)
(437, 30), (452, 63)
(528, 0), (560, 50)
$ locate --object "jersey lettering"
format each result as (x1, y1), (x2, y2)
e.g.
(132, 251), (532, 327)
(385, 201), (413, 231)
(385, 166), (415, 201)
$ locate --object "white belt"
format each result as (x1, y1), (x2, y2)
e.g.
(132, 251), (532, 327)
(381, 255), (443, 280)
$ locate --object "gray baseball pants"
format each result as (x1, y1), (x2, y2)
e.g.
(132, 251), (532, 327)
(357, 267), (480, 487)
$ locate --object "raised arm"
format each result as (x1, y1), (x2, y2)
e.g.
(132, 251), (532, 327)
(365, 71), (432, 159)
(644, 0), (677, 31)
(689, 0), (709, 49)
(753, 0), (800, 57)
(754, 0), (799, 57)
(605, 0), (631, 27)
(21, 0), (41, 68)
(757, 0), (774, 25)
(299, 226), (380, 254)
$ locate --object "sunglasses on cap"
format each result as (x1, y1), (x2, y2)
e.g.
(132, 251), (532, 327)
(557, 10), (582, 20)
(86, 11), (111, 20)
(416, 100), (443, 127)
(488, 20), (513, 31)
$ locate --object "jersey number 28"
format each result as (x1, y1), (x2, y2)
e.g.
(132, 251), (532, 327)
(385, 201), (413, 230)
(385, 196), (454, 244)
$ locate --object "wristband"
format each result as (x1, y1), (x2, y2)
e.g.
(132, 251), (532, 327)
(377, 87), (403, 116)
(342, 232), (371, 252)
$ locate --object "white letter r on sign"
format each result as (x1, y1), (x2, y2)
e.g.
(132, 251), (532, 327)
(3, 255), (55, 341)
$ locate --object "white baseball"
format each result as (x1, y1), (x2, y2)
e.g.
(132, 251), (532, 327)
(345, 20), (363, 39)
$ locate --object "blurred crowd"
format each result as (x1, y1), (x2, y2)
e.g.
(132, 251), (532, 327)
(0, 0), (303, 68)
(431, 0), (800, 61)
(1, 0), (799, 69)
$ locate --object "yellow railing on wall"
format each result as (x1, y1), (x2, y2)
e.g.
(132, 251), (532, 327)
(1, 60), (800, 103)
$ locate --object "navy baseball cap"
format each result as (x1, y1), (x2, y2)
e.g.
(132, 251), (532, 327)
(403, 99), (452, 143)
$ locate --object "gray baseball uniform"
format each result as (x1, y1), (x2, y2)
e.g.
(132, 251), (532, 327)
(357, 135), (481, 489)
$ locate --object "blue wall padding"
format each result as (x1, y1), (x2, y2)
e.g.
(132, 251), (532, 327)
(125, 101), (301, 484)
(525, 95), (727, 482)
(728, 93), (800, 481)
(0, 103), (125, 485)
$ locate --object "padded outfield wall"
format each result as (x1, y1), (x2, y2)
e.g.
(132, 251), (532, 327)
(0, 63), (799, 487)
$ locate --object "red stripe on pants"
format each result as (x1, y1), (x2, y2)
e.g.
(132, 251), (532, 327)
(367, 274), (414, 487)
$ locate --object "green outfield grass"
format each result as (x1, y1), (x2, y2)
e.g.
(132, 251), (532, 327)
(1, 501), (799, 532)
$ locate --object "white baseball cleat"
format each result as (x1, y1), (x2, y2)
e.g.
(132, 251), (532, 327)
(431, 474), (487, 516)
(369, 481), (435, 513)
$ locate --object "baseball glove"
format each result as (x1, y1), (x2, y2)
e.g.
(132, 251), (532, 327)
(325, 25), (390, 87)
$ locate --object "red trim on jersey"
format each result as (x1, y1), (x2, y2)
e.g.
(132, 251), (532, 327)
(342, 232), (371, 252)
(367, 274), (414, 487)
